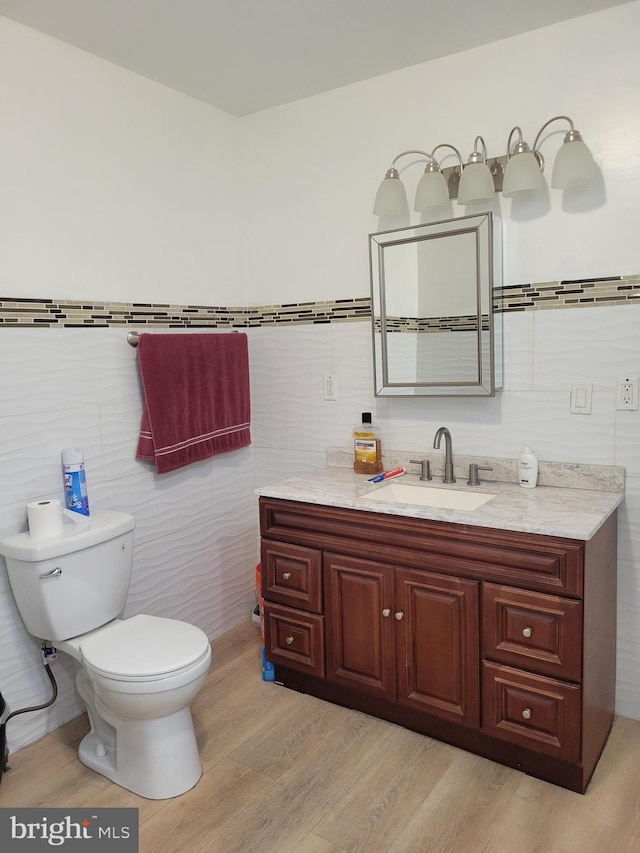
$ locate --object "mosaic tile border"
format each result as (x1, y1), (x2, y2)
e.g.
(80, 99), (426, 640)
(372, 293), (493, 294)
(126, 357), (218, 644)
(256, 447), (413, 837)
(498, 274), (640, 313)
(0, 275), (637, 329)
(375, 315), (489, 333)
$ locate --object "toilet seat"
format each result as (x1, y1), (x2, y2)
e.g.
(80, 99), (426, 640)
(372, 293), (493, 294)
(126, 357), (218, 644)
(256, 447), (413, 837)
(80, 614), (210, 682)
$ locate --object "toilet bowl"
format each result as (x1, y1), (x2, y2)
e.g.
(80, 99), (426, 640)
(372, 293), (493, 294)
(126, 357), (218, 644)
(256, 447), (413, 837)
(0, 510), (212, 799)
(58, 614), (212, 799)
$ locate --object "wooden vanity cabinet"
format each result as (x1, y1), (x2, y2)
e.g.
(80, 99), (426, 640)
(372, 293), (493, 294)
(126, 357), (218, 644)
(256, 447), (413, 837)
(324, 553), (480, 726)
(259, 497), (617, 793)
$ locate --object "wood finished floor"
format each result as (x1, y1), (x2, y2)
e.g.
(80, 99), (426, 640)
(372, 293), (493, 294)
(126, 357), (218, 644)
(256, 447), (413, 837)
(2, 621), (640, 853)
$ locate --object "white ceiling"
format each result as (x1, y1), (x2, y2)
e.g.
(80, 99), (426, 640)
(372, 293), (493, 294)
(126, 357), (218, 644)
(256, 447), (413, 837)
(0, 0), (632, 115)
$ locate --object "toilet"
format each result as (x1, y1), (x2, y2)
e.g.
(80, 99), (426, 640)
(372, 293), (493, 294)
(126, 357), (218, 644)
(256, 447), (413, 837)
(0, 510), (211, 799)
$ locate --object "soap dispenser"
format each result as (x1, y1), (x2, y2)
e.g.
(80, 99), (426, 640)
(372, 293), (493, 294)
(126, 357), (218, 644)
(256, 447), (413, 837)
(518, 443), (538, 489)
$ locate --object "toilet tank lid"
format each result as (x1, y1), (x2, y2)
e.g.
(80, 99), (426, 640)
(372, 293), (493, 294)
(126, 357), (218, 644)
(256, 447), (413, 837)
(0, 510), (135, 562)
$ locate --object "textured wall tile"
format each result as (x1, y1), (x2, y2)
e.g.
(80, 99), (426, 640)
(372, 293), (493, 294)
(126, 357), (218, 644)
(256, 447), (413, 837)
(616, 636), (640, 720)
(1, 643), (84, 755)
(89, 465), (215, 546)
(615, 416), (640, 479)
(95, 398), (146, 481)
(126, 518), (256, 638)
(0, 408), (102, 508)
(618, 481), (640, 563)
(534, 306), (640, 390)
(0, 328), (141, 415)
(330, 320), (374, 391)
(502, 311), (534, 391)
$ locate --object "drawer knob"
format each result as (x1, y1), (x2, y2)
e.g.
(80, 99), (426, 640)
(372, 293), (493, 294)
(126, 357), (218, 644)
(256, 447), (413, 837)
(522, 627), (533, 638)
(382, 608), (391, 617)
(282, 572), (291, 581)
(521, 708), (532, 720)
(395, 611), (404, 621)
(285, 636), (294, 645)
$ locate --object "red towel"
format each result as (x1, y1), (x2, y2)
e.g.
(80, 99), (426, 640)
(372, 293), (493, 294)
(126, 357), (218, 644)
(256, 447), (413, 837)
(135, 333), (251, 474)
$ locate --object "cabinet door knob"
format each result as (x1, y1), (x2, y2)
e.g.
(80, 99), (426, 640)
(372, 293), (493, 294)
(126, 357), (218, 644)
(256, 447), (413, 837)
(285, 636), (294, 645)
(282, 572), (291, 580)
(395, 611), (404, 620)
(521, 708), (532, 720)
(522, 627), (533, 638)
(382, 608), (391, 617)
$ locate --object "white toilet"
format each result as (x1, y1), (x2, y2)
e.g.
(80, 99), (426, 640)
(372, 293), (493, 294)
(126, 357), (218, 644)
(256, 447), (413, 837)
(0, 510), (211, 799)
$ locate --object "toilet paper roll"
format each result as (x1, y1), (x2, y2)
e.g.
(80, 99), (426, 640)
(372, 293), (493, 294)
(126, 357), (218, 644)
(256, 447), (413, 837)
(27, 499), (64, 541)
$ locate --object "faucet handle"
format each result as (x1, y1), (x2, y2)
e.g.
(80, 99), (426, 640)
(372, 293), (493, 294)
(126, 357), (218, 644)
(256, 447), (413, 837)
(409, 459), (432, 481)
(467, 464), (493, 486)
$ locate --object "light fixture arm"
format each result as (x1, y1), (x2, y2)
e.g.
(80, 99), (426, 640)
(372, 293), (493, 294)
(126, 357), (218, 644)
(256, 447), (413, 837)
(384, 149), (432, 178)
(506, 126), (529, 158)
(506, 125), (544, 170)
(532, 115), (578, 154)
(429, 143), (464, 172)
(467, 136), (488, 164)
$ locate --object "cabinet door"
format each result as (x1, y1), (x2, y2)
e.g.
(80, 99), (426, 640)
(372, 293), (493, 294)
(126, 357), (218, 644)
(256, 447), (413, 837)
(324, 553), (396, 700)
(396, 568), (480, 727)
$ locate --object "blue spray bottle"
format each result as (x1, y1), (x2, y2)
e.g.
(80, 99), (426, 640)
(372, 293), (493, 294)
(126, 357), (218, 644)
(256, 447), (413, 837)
(62, 448), (90, 516)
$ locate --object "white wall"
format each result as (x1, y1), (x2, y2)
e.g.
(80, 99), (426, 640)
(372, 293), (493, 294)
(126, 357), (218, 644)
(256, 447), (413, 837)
(0, 17), (254, 753)
(241, 2), (640, 303)
(1, 2), (640, 757)
(0, 17), (244, 306)
(245, 1), (640, 722)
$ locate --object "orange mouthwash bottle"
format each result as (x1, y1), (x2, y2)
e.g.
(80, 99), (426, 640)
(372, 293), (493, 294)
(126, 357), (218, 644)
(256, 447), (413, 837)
(353, 412), (383, 475)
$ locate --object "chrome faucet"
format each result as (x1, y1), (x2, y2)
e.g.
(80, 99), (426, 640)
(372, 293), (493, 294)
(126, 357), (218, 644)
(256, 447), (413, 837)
(433, 426), (455, 483)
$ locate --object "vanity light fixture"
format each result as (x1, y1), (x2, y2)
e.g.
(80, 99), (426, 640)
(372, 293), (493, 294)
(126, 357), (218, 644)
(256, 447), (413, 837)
(373, 149), (426, 215)
(414, 144), (464, 211)
(457, 136), (496, 205)
(373, 115), (597, 214)
(502, 126), (545, 197)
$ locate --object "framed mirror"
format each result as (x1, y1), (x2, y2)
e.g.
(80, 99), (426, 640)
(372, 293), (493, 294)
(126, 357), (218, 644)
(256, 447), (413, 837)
(369, 212), (502, 397)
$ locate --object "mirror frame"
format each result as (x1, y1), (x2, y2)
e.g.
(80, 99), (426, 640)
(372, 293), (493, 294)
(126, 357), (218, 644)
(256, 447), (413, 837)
(369, 212), (502, 397)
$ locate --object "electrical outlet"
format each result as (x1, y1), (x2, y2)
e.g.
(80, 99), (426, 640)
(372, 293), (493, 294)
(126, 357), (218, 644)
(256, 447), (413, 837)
(324, 374), (338, 401)
(616, 376), (639, 411)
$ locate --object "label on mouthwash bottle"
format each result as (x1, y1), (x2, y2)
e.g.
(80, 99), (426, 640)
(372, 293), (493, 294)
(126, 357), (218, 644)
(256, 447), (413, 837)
(355, 438), (377, 464)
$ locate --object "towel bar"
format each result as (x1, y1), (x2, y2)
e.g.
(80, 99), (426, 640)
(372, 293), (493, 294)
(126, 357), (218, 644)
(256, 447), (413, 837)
(128, 330), (239, 347)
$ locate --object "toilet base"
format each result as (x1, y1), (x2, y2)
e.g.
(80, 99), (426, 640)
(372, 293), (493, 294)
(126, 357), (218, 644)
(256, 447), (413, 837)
(78, 706), (203, 799)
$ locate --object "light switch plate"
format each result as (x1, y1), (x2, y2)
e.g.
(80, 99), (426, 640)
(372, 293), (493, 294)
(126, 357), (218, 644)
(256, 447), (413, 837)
(570, 382), (592, 415)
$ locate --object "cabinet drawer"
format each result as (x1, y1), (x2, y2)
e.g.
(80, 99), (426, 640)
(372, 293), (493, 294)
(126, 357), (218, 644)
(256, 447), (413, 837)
(261, 540), (322, 613)
(483, 584), (582, 682)
(482, 662), (580, 762)
(264, 603), (325, 677)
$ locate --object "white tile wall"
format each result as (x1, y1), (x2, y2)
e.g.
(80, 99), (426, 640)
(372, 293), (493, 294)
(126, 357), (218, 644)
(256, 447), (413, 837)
(2, 304), (640, 757)
(0, 328), (258, 753)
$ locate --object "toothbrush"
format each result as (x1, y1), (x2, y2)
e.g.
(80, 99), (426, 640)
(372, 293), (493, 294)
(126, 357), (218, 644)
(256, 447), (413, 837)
(367, 467), (406, 484)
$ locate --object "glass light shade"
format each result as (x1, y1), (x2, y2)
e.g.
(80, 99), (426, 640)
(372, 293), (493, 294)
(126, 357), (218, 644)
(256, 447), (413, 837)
(373, 174), (408, 215)
(414, 170), (450, 211)
(457, 162), (495, 204)
(502, 151), (545, 197)
(551, 140), (597, 189)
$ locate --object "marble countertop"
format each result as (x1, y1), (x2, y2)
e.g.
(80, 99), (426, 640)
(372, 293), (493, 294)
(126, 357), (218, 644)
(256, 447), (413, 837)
(256, 466), (624, 541)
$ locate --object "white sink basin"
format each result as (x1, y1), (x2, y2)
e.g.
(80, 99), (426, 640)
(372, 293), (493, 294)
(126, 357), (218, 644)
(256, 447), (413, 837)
(362, 482), (496, 511)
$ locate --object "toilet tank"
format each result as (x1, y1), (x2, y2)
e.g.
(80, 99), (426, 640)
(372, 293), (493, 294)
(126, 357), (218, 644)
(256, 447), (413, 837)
(0, 510), (135, 642)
